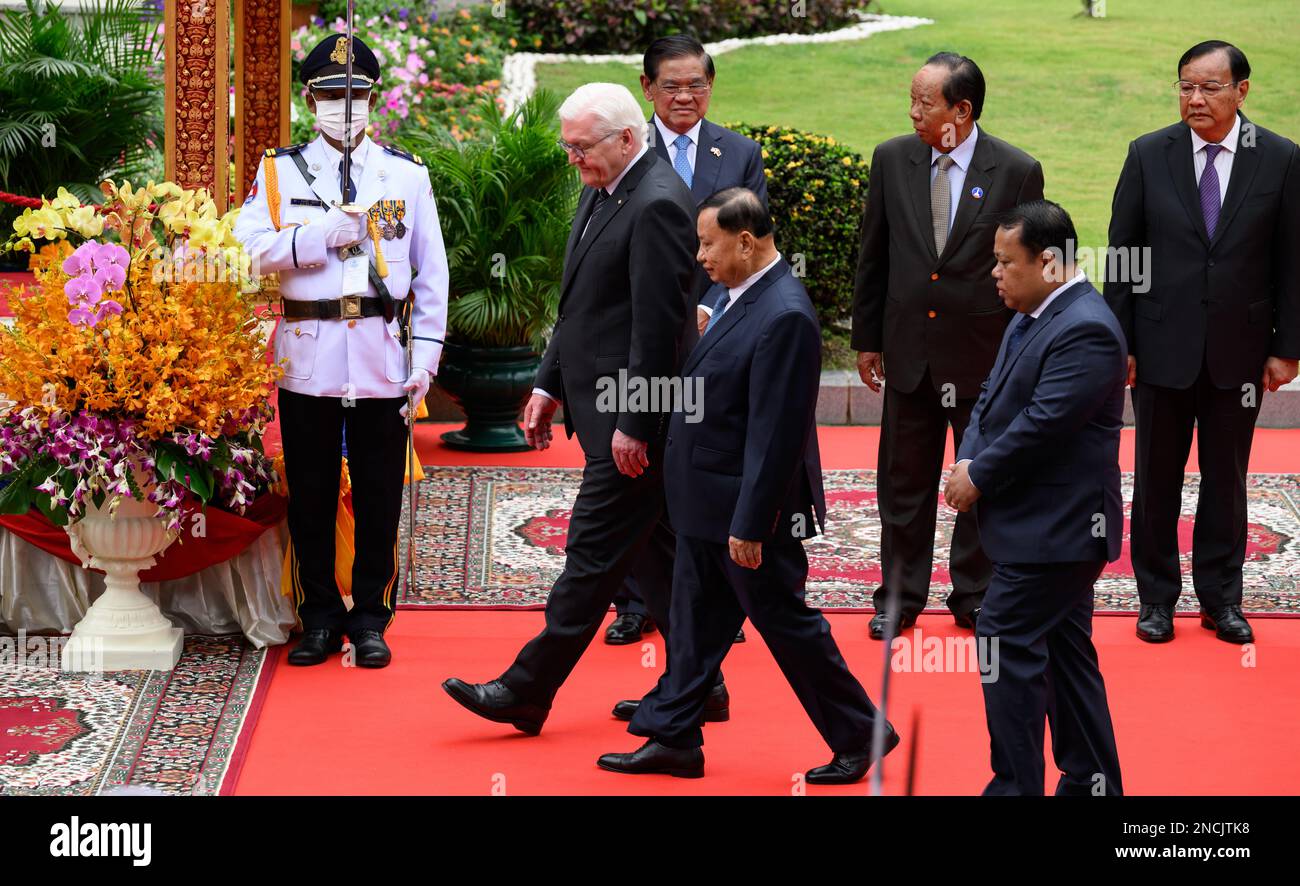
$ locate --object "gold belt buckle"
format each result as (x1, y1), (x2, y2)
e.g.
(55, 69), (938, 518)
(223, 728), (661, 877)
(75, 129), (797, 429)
(340, 295), (362, 319)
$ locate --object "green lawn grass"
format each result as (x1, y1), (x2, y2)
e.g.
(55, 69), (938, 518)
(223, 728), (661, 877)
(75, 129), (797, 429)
(533, 0), (1300, 249)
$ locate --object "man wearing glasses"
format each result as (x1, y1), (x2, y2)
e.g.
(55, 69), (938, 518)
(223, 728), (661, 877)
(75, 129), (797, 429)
(443, 84), (697, 736)
(602, 35), (769, 653)
(1106, 41), (1300, 645)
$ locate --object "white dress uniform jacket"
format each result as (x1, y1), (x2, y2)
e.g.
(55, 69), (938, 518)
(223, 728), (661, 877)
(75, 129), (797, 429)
(234, 134), (449, 399)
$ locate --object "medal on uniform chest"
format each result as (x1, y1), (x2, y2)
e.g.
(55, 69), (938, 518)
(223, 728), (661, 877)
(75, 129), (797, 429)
(394, 201), (407, 239)
(382, 200), (397, 241)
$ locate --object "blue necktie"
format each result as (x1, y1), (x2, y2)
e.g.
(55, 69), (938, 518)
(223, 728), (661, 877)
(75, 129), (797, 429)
(1006, 313), (1037, 356)
(339, 157), (357, 204)
(704, 288), (730, 334)
(673, 134), (693, 188)
(1200, 143), (1223, 238)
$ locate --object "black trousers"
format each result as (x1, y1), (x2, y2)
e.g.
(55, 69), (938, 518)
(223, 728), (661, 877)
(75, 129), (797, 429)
(876, 369), (989, 617)
(1131, 360), (1262, 610)
(277, 388), (408, 634)
(501, 451), (675, 707)
(613, 574), (646, 617)
(978, 559), (1123, 796)
(630, 535), (879, 752)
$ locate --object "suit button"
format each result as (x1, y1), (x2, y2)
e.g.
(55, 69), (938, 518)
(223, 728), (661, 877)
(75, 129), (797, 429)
(347, 319), (357, 328)
(928, 310), (937, 319)
(667, 436), (673, 445)
(930, 273), (939, 281)
(980, 423), (986, 433)
(1208, 260), (1215, 267)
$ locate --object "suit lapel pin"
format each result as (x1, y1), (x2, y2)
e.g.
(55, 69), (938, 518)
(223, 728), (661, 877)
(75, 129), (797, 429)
(970, 186), (985, 200)
(710, 146), (722, 157)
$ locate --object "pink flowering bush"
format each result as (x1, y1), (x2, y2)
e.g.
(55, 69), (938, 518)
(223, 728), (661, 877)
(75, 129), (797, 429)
(288, 5), (513, 147)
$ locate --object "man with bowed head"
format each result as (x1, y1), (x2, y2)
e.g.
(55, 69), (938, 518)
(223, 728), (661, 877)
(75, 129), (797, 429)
(946, 199), (1125, 796)
(442, 83), (700, 736)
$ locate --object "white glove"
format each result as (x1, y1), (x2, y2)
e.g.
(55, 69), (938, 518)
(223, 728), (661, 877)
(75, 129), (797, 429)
(323, 206), (366, 248)
(400, 368), (431, 424)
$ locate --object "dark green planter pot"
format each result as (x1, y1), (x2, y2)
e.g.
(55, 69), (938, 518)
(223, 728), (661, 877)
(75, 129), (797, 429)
(436, 344), (541, 452)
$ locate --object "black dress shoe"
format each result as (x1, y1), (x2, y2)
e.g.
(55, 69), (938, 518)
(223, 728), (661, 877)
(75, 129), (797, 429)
(1136, 604), (1175, 643)
(442, 678), (549, 735)
(287, 628), (343, 666)
(1201, 604), (1254, 644)
(869, 610), (918, 640)
(349, 629), (391, 668)
(805, 723), (901, 785)
(953, 607), (981, 630)
(612, 681), (731, 723)
(605, 613), (655, 645)
(597, 739), (704, 778)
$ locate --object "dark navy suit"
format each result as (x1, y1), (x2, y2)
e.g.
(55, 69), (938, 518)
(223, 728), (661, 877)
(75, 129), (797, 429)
(629, 259), (883, 752)
(957, 277), (1125, 796)
(615, 117), (771, 623)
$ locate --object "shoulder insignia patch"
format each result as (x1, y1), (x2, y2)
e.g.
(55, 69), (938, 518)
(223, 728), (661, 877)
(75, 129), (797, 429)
(265, 143), (309, 158)
(382, 144), (424, 166)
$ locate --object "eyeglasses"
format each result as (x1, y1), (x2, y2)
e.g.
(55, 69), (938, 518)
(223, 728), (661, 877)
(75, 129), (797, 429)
(654, 82), (712, 98)
(1175, 80), (1236, 98)
(556, 130), (619, 160)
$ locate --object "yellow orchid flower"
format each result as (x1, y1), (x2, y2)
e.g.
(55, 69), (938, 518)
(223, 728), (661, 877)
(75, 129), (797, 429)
(66, 205), (105, 238)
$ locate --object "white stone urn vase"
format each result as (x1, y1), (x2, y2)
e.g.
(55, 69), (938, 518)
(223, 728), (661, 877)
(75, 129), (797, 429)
(60, 479), (182, 672)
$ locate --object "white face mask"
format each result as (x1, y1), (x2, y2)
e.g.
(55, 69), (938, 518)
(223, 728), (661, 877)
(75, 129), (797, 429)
(314, 98), (370, 141)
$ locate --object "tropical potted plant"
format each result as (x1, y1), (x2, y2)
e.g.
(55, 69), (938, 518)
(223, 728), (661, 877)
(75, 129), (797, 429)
(403, 90), (578, 451)
(0, 0), (164, 270)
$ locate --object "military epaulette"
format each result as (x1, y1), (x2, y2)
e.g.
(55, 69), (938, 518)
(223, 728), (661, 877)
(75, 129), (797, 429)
(382, 144), (424, 166)
(265, 143), (309, 158)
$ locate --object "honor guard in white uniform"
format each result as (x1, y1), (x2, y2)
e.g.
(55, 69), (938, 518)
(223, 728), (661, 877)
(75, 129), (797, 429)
(234, 34), (448, 668)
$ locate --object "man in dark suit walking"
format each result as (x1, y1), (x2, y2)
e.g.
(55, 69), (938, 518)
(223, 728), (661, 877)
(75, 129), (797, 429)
(1105, 41), (1300, 645)
(605, 34), (769, 646)
(598, 189), (894, 783)
(853, 52), (1045, 640)
(441, 83), (697, 734)
(946, 200), (1125, 796)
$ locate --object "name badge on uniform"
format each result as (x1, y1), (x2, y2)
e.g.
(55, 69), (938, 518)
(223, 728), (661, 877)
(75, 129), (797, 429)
(341, 247), (368, 296)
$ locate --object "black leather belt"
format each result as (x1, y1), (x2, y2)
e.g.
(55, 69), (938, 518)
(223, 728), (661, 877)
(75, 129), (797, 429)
(281, 296), (385, 320)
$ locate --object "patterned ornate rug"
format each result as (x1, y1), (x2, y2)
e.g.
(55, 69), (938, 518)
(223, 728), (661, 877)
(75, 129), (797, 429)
(398, 467), (1300, 615)
(0, 635), (274, 795)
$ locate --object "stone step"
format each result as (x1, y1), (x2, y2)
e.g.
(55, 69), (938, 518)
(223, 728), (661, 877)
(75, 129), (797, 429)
(817, 370), (1300, 428)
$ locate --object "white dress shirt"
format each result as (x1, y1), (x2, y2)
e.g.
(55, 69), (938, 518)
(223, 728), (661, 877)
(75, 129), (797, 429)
(1031, 270), (1088, 319)
(1190, 112), (1240, 204)
(317, 134), (371, 194)
(712, 252), (783, 318)
(653, 114), (702, 176)
(931, 123), (980, 230)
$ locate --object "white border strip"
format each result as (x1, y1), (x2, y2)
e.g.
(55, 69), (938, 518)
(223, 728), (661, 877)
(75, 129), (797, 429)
(501, 13), (934, 112)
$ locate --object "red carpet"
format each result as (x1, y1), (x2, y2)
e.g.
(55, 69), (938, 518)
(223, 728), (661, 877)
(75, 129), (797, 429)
(267, 409), (1300, 476)
(233, 610), (1300, 795)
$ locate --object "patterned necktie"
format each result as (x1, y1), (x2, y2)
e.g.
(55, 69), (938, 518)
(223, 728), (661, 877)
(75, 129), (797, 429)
(338, 156), (357, 204)
(1006, 313), (1037, 356)
(673, 134), (693, 188)
(931, 154), (956, 254)
(1200, 143), (1223, 239)
(580, 188), (609, 241)
(704, 288), (730, 334)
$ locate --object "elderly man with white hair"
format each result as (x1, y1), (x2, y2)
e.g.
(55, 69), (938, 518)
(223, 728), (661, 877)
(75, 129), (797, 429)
(443, 83), (699, 735)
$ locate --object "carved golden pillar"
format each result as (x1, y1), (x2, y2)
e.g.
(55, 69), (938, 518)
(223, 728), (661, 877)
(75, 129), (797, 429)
(165, 0), (231, 212)
(234, 0), (292, 204)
